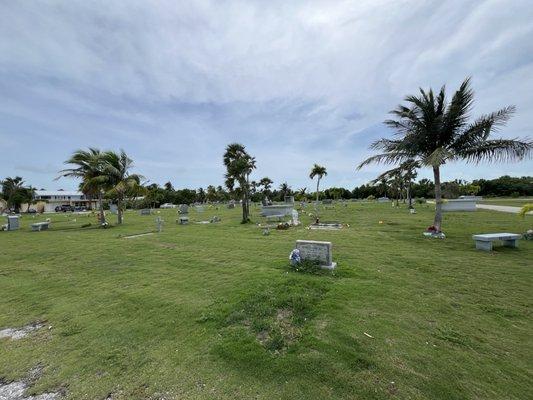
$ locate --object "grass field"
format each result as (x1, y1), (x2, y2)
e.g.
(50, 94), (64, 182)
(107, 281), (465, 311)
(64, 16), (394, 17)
(1, 203), (532, 399)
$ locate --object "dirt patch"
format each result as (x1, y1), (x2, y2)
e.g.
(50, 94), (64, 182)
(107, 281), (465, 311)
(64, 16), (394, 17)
(0, 380), (59, 399)
(0, 322), (43, 340)
(0, 366), (60, 400)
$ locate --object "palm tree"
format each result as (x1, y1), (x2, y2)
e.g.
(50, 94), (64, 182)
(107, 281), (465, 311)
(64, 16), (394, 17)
(309, 164), (327, 205)
(102, 150), (144, 224)
(358, 77), (532, 232)
(23, 186), (36, 212)
(372, 160), (420, 208)
(0, 176), (26, 212)
(279, 182), (292, 200)
(259, 177), (273, 194)
(58, 148), (107, 223)
(223, 143), (256, 223)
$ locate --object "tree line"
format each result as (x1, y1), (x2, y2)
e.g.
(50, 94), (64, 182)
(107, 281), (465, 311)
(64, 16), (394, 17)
(2, 77), (532, 231)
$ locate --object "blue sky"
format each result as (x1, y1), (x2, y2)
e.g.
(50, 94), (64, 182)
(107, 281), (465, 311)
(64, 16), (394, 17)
(1, 0), (532, 191)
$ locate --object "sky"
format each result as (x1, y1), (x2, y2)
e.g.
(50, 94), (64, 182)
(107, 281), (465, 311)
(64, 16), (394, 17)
(1, 0), (532, 192)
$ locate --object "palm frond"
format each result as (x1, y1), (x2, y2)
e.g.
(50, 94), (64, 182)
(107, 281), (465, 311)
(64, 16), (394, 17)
(457, 138), (533, 163)
(356, 152), (412, 170)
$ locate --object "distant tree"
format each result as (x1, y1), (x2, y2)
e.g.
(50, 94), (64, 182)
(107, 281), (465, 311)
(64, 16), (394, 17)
(1, 176), (27, 213)
(103, 150), (144, 224)
(164, 181), (174, 192)
(278, 182), (292, 200)
(372, 160), (419, 207)
(309, 164), (327, 204)
(206, 185), (217, 203)
(223, 143), (256, 223)
(358, 77), (532, 232)
(196, 187), (206, 203)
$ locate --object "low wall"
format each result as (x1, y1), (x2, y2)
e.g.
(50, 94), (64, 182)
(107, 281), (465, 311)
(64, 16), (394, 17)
(441, 199), (477, 212)
(260, 204), (294, 217)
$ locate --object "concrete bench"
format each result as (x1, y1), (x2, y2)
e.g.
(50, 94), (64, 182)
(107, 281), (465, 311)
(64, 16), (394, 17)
(472, 233), (521, 251)
(31, 222), (50, 231)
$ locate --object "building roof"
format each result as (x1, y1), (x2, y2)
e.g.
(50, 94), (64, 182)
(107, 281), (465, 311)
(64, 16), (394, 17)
(35, 190), (84, 196)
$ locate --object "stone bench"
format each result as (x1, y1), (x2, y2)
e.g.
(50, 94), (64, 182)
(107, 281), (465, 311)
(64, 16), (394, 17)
(31, 222), (50, 231)
(472, 233), (521, 251)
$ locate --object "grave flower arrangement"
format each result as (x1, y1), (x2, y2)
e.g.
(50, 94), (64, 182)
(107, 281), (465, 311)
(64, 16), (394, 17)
(424, 225), (445, 239)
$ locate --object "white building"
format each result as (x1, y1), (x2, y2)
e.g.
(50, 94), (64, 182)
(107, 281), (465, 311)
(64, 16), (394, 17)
(34, 190), (98, 212)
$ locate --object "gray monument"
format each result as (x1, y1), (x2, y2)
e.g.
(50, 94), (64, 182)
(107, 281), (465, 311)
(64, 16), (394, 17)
(295, 240), (336, 269)
(7, 215), (20, 231)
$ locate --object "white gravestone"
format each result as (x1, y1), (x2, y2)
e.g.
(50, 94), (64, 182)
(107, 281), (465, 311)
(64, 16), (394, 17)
(292, 210), (299, 226)
(7, 215), (20, 231)
(295, 240), (336, 269)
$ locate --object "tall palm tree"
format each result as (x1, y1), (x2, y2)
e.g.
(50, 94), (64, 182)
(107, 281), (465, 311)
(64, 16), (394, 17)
(223, 143), (256, 223)
(358, 77), (532, 232)
(58, 148), (107, 223)
(309, 164), (327, 205)
(102, 150), (144, 224)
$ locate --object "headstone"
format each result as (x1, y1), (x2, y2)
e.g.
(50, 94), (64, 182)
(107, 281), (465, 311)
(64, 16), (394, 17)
(140, 209), (151, 215)
(178, 216), (189, 225)
(179, 204), (189, 214)
(295, 240), (336, 269)
(285, 195), (295, 204)
(227, 200), (235, 209)
(7, 215), (20, 231)
(195, 205), (205, 213)
(322, 199), (333, 205)
(291, 209), (299, 226)
(109, 204), (118, 214)
(377, 197), (390, 203)
(155, 217), (163, 232)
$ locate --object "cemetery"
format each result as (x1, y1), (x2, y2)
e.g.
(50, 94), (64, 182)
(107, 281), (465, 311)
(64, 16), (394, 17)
(1, 4), (533, 398)
(1, 201), (531, 399)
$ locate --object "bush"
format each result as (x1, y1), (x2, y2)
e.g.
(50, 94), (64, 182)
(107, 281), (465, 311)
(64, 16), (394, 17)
(415, 197), (426, 204)
(366, 195), (375, 201)
(510, 191), (520, 198)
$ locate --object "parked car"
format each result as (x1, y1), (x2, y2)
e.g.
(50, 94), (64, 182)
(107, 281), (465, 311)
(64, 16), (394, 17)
(73, 206), (87, 212)
(160, 203), (177, 209)
(55, 205), (74, 212)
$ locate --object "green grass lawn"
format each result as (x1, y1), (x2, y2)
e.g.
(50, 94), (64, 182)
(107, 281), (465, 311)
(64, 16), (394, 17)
(1, 203), (532, 399)
(478, 197), (533, 207)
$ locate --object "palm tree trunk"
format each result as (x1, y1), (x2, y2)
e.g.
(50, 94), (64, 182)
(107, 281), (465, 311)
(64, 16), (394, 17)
(316, 178), (320, 205)
(407, 181), (412, 208)
(117, 198), (123, 224)
(433, 166), (443, 231)
(98, 192), (105, 223)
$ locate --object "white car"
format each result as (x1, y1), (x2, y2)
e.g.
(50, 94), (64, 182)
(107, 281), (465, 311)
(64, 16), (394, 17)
(160, 203), (177, 209)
